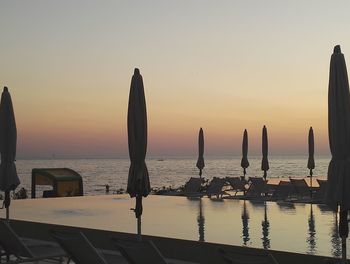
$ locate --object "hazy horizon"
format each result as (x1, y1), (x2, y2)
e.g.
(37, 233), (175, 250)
(15, 153), (332, 160)
(1, 1), (349, 158)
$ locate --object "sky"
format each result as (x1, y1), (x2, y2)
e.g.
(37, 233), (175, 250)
(1, 1), (350, 158)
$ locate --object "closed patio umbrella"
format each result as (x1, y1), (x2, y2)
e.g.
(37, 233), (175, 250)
(127, 68), (150, 240)
(241, 129), (249, 181)
(0, 87), (19, 222)
(307, 127), (315, 197)
(195, 127), (205, 242)
(326, 45), (350, 261)
(196, 128), (205, 178)
(261, 125), (269, 181)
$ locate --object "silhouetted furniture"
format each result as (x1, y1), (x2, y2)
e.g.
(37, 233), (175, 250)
(226, 177), (246, 195)
(0, 220), (65, 263)
(111, 237), (199, 264)
(271, 181), (292, 200)
(314, 179), (327, 200)
(31, 168), (83, 198)
(111, 238), (168, 264)
(289, 179), (310, 198)
(245, 178), (268, 198)
(206, 177), (227, 199)
(183, 177), (203, 197)
(50, 230), (123, 264)
(218, 247), (279, 264)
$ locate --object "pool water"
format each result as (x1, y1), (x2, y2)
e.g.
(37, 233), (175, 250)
(1, 194), (348, 258)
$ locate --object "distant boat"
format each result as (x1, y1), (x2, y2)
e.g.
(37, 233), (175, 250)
(157, 159), (165, 161)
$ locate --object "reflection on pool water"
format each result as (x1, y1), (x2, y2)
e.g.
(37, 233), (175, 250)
(1, 194), (348, 258)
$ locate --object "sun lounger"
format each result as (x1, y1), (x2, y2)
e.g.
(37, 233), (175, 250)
(271, 181), (292, 200)
(0, 220), (65, 263)
(289, 179), (311, 198)
(218, 247), (279, 264)
(226, 177), (246, 195)
(206, 177), (227, 199)
(245, 178), (269, 199)
(111, 237), (167, 264)
(50, 229), (125, 264)
(183, 177), (203, 197)
(314, 179), (327, 200)
(111, 237), (198, 264)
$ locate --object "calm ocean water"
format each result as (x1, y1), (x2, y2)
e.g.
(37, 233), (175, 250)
(16, 156), (330, 196)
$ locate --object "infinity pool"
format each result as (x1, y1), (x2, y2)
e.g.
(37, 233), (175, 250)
(1, 194), (348, 258)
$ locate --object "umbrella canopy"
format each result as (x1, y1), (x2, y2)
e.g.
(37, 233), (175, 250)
(196, 128), (205, 178)
(127, 68), (150, 238)
(0, 87), (19, 221)
(261, 125), (269, 181)
(241, 129), (249, 179)
(326, 45), (350, 260)
(307, 127), (315, 177)
(307, 127), (315, 196)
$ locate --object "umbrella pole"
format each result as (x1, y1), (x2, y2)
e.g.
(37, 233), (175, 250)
(5, 190), (10, 222)
(135, 195), (143, 241)
(137, 215), (142, 241)
(310, 169), (313, 199)
(342, 236), (347, 261)
(339, 209), (348, 262)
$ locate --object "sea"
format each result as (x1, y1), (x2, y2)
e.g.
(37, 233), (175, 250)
(15, 156), (330, 196)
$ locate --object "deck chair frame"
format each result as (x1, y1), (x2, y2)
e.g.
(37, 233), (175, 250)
(206, 178), (227, 199)
(226, 177), (246, 196)
(0, 220), (65, 263)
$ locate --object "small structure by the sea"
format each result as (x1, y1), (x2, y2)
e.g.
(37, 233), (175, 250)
(31, 168), (84, 198)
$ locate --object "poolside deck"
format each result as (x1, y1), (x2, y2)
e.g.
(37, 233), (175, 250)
(1, 219), (348, 264)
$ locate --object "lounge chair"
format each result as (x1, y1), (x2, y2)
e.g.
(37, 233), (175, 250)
(226, 177), (246, 195)
(312, 179), (327, 203)
(218, 247), (279, 264)
(271, 181), (292, 200)
(289, 179), (310, 198)
(50, 230), (125, 264)
(245, 178), (268, 199)
(111, 238), (167, 264)
(183, 177), (203, 197)
(111, 237), (197, 264)
(314, 179), (327, 201)
(206, 177), (227, 199)
(0, 220), (65, 263)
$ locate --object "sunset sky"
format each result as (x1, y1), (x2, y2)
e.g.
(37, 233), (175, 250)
(1, 1), (350, 158)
